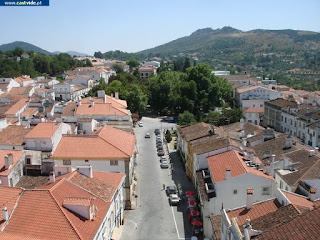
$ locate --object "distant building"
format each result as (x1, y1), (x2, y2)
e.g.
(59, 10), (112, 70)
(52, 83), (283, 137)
(139, 65), (157, 80)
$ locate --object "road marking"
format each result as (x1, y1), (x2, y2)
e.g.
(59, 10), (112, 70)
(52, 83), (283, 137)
(127, 219), (138, 229)
(171, 207), (190, 240)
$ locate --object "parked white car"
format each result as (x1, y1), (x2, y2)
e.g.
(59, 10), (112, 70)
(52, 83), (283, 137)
(169, 194), (180, 205)
(138, 122), (143, 127)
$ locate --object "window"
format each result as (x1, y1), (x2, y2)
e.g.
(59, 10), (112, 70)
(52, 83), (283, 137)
(262, 187), (270, 195)
(85, 160), (89, 162)
(233, 190), (238, 194)
(285, 186), (288, 191)
(25, 155), (31, 165)
(63, 160), (71, 165)
(110, 160), (118, 166)
(260, 104), (263, 107)
(280, 181), (283, 189)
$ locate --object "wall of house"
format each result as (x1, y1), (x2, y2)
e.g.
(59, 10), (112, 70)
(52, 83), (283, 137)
(281, 112), (297, 136)
(241, 99), (265, 108)
(7, 159), (24, 187)
(275, 173), (292, 192)
(52, 123), (72, 153)
(0, 118), (8, 131)
(25, 138), (53, 151)
(209, 173), (276, 215)
(244, 112), (260, 125)
(301, 179), (320, 200)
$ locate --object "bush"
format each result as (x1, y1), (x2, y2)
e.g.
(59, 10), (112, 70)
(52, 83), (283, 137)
(174, 143), (177, 149)
(165, 130), (172, 143)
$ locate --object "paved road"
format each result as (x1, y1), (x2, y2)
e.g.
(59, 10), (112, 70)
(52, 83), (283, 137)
(120, 117), (195, 240)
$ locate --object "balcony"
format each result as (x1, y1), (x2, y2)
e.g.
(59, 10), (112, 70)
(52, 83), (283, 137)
(205, 182), (216, 198)
(202, 169), (212, 183)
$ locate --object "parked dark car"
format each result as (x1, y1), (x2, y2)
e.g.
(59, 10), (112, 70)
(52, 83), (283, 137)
(157, 150), (165, 156)
(157, 145), (163, 151)
(166, 186), (177, 196)
(154, 129), (160, 135)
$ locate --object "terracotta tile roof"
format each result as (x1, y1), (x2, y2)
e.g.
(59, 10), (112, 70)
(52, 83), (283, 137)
(21, 107), (38, 117)
(6, 118), (19, 124)
(191, 137), (231, 155)
(0, 125), (31, 146)
(237, 85), (260, 93)
(24, 122), (61, 139)
(253, 134), (301, 164)
(246, 133), (263, 143)
(207, 150), (274, 183)
(178, 122), (214, 142)
(53, 126), (135, 160)
(4, 98), (28, 115)
(3, 189), (81, 240)
(221, 122), (264, 138)
(14, 76), (32, 83)
(0, 83), (9, 91)
(266, 98), (297, 109)
(62, 101), (76, 117)
(0, 150), (24, 176)
(42, 171), (125, 202)
(0, 186), (23, 229)
(243, 107), (264, 113)
(249, 204), (300, 233)
(255, 207), (320, 239)
(281, 190), (315, 213)
(278, 149), (320, 188)
(75, 103), (129, 116)
(74, 84), (87, 91)
(9, 86), (33, 96)
(227, 198), (282, 227)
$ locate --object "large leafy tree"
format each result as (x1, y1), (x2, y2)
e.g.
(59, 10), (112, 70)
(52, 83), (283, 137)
(126, 84), (148, 113)
(179, 111), (196, 125)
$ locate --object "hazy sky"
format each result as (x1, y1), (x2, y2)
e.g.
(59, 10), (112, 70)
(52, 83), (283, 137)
(0, 0), (319, 55)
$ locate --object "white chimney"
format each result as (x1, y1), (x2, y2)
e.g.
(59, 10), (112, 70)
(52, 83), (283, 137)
(111, 93), (114, 98)
(246, 189), (254, 209)
(315, 147), (319, 154)
(249, 150), (254, 163)
(240, 118), (244, 131)
(309, 150), (315, 157)
(2, 207), (8, 221)
(271, 154), (275, 177)
(4, 154), (13, 170)
(77, 165), (93, 178)
(265, 161), (271, 175)
(90, 100), (95, 107)
(241, 130), (245, 138)
(225, 166), (231, 180)
(104, 95), (107, 103)
(285, 135), (293, 149)
(115, 92), (119, 100)
(310, 188), (317, 201)
(49, 171), (56, 183)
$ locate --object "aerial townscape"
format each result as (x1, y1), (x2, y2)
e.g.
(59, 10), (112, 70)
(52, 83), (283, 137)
(0, 1), (320, 240)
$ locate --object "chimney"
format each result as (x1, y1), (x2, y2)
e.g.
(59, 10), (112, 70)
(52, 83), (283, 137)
(265, 161), (271, 175)
(271, 154), (275, 177)
(315, 147), (319, 154)
(246, 189), (254, 209)
(309, 150), (315, 157)
(77, 165), (93, 178)
(240, 118), (244, 131)
(310, 188), (317, 201)
(241, 130), (245, 138)
(4, 154), (13, 170)
(115, 92), (119, 100)
(49, 171), (56, 183)
(111, 93), (114, 98)
(285, 135), (293, 149)
(2, 207), (8, 221)
(225, 166), (231, 180)
(104, 95), (107, 103)
(90, 100), (94, 107)
(77, 101), (81, 106)
(249, 150), (254, 163)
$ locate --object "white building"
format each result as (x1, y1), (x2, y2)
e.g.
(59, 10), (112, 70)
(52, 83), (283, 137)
(197, 149), (276, 237)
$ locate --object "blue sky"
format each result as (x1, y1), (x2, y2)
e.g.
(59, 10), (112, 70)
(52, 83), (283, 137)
(0, 0), (319, 55)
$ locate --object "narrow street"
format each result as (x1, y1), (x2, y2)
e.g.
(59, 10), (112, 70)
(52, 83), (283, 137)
(120, 117), (195, 240)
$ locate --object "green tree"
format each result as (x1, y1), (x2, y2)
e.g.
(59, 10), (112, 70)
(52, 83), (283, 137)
(20, 58), (35, 77)
(205, 111), (221, 125)
(165, 130), (172, 143)
(125, 84), (148, 113)
(12, 47), (24, 57)
(178, 111), (196, 125)
(182, 57), (191, 72)
(126, 58), (139, 69)
(33, 54), (51, 74)
(112, 64), (124, 73)
(94, 51), (103, 58)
